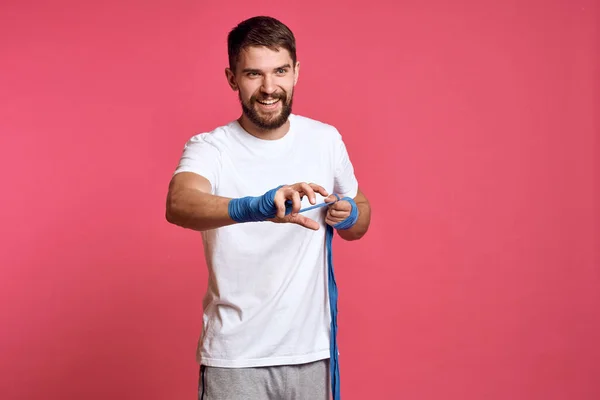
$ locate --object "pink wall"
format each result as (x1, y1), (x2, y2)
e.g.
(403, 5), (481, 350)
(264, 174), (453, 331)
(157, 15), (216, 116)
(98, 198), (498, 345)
(1, 1), (598, 399)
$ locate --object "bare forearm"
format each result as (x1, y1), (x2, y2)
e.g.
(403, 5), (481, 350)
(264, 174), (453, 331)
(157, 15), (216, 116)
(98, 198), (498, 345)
(337, 199), (371, 241)
(166, 187), (236, 231)
(166, 174), (332, 232)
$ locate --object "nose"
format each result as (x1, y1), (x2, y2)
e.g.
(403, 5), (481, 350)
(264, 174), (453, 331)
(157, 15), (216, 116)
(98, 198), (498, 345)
(260, 76), (276, 95)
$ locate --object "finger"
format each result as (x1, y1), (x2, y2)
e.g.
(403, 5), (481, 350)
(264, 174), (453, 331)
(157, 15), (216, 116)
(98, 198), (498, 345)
(308, 183), (329, 198)
(326, 208), (345, 221)
(323, 194), (339, 204)
(293, 214), (320, 230)
(329, 209), (350, 218)
(291, 190), (301, 215)
(331, 200), (352, 211)
(274, 189), (287, 219)
(325, 215), (342, 227)
(298, 182), (316, 204)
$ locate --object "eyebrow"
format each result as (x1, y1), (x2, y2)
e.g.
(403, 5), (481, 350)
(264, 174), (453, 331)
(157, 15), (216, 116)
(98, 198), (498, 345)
(242, 64), (292, 74)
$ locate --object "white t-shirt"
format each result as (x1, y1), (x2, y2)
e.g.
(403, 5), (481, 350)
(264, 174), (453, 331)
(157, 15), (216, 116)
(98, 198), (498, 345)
(173, 114), (359, 368)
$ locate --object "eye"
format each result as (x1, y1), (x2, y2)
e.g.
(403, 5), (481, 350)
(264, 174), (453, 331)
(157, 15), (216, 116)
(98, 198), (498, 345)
(276, 68), (287, 75)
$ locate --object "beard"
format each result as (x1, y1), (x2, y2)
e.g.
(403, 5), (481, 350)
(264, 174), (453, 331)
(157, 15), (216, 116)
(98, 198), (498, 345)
(239, 89), (293, 131)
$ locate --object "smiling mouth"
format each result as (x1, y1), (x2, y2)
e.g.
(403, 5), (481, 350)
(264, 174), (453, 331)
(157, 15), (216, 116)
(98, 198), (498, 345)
(256, 98), (281, 106)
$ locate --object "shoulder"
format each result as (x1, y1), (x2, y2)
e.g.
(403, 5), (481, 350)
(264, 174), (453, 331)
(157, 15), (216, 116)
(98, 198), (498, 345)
(291, 114), (343, 142)
(182, 121), (238, 153)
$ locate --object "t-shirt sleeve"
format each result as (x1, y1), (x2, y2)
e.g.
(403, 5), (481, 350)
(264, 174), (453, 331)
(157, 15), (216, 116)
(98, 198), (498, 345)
(173, 134), (221, 194)
(333, 129), (359, 199)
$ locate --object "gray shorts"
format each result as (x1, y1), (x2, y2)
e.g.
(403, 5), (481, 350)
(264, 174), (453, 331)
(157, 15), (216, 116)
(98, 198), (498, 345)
(198, 358), (330, 400)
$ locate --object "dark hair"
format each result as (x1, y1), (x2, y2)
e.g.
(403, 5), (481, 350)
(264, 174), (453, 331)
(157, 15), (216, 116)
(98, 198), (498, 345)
(227, 16), (297, 71)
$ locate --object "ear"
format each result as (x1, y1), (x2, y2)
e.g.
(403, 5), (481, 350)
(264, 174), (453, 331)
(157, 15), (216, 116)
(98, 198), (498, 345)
(225, 68), (238, 91)
(293, 61), (300, 86)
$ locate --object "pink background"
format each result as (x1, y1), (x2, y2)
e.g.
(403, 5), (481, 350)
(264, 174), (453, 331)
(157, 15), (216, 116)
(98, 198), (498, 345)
(1, 1), (598, 399)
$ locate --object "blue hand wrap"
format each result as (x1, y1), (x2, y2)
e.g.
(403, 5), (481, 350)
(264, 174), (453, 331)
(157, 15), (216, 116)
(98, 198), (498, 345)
(228, 185), (290, 222)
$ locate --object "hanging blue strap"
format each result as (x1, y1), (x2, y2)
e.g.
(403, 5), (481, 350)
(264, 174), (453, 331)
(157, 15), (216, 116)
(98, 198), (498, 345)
(325, 222), (340, 399)
(298, 195), (358, 400)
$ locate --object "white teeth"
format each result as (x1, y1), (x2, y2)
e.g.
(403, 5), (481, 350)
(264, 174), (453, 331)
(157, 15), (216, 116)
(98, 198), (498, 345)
(258, 99), (279, 105)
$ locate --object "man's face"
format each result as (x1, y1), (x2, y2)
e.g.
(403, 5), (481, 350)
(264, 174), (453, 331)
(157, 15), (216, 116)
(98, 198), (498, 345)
(227, 46), (299, 131)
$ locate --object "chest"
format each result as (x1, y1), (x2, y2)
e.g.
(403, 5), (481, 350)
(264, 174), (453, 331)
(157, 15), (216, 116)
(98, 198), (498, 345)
(216, 141), (335, 199)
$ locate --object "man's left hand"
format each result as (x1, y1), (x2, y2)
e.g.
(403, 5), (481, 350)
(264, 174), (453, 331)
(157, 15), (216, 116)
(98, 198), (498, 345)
(324, 195), (352, 227)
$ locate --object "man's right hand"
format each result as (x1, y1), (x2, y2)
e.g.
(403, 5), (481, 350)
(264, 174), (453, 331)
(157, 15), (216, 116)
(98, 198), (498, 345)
(269, 182), (329, 230)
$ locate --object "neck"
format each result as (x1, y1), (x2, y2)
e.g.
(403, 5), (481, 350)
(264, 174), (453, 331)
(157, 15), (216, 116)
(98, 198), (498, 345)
(238, 114), (290, 141)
